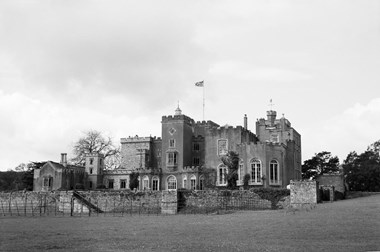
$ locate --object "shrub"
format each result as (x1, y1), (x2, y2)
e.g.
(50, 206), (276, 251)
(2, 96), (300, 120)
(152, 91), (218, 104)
(249, 188), (290, 209)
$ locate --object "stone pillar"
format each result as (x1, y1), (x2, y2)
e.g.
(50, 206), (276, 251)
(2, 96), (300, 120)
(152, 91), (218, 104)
(161, 191), (177, 214)
(290, 180), (318, 208)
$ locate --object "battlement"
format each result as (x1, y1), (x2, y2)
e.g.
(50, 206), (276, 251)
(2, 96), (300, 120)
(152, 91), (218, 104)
(208, 124), (253, 134)
(136, 167), (162, 175)
(103, 169), (131, 175)
(195, 120), (219, 128)
(183, 166), (201, 171)
(161, 114), (195, 126)
(121, 135), (158, 144)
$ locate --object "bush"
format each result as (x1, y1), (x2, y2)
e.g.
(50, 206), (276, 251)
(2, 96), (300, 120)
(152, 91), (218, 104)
(249, 188), (290, 209)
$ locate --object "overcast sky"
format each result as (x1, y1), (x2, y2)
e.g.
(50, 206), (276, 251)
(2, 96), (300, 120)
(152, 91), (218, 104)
(1, 0), (379, 171)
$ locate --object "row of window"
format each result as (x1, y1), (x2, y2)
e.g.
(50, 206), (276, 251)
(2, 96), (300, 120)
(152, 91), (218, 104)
(168, 139), (201, 152)
(166, 152), (200, 166)
(102, 179), (127, 190)
(218, 159), (281, 186)
(139, 175), (205, 191)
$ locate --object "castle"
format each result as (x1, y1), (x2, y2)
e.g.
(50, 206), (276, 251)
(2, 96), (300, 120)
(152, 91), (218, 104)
(33, 106), (301, 191)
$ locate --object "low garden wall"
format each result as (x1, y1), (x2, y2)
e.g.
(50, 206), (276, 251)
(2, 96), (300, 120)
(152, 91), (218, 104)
(0, 188), (290, 216)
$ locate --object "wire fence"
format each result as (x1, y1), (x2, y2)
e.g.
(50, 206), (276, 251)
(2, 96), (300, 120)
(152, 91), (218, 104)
(0, 190), (273, 218)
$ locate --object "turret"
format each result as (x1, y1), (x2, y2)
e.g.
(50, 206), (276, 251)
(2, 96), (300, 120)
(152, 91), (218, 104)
(85, 153), (104, 189)
(267, 110), (277, 127)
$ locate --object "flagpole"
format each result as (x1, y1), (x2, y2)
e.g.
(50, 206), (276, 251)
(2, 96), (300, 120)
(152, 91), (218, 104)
(203, 83), (205, 120)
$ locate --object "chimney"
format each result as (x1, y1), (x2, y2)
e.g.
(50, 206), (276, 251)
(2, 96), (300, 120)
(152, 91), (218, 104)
(244, 114), (248, 129)
(60, 153), (67, 167)
(267, 110), (277, 126)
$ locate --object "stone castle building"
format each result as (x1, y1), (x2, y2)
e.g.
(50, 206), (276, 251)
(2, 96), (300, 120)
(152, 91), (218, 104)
(34, 106), (301, 191)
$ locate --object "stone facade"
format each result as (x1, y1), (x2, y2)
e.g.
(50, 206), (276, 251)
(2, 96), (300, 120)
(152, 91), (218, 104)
(125, 107), (302, 191)
(33, 106), (302, 192)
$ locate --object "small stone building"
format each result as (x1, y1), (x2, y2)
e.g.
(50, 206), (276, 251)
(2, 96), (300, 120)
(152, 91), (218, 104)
(33, 154), (85, 191)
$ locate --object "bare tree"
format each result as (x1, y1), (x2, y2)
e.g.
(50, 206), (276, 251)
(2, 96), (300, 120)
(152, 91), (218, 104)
(71, 130), (120, 169)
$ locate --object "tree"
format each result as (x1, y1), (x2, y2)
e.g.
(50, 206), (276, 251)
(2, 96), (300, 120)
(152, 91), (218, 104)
(302, 151), (340, 180)
(343, 140), (380, 192)
(0, 162), (43, 191)
(129, 171), (139, 190)
(71, 130), (120, 169)
(221, 151), (240, 189)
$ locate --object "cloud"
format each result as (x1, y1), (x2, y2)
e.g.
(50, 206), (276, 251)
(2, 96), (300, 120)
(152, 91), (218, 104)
(303, 98), (380, 162)
(0, 89), (163, 170)
(209, 61), (311, 82)
(0, 0), (210, 107)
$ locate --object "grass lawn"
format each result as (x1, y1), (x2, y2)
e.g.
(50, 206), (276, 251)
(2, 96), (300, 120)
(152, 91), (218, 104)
(0, 194), (379, 252)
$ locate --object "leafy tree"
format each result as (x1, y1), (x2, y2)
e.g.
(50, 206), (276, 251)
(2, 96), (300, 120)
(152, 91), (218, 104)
(71, 130), (120, 169)
(343, 140), (380, 191)
(302, 151), (340, 180)
(129, 171), (139, 190)
(243, 174), (251, 190)
(221, 151), (240, 189)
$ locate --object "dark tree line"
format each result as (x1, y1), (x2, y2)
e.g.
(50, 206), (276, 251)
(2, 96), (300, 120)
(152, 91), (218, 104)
(342, 141), (380, 191)
(0, 162), (45, 191)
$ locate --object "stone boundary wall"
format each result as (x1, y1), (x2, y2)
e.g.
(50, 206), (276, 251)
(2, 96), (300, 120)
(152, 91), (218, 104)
(179, 190), (273, 211)
(1, 189), (282, 216)
(290, 180), (318, 207)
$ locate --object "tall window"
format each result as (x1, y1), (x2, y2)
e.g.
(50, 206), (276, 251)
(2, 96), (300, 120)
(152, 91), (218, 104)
(190, 175), (196, 190)
(108, 179), (114, 189)
(152, 176), (159, 191)
(218, 164), (228, 186)
(167, 176), (177, 190)
(193, 143), (200, 151)
(199, 175), (204, 190)
(143, 176), (149, 190)
(270, 160), (280, 184)
(43, 177), (52, 188)
(89, 158), (94, 165)
(167, 152), (178, 166)
(193, 157), (200, 166)
(89, 181), (93, 189)
(250, 159), (262, 184)
(182, 175), (187, 189)
(169, 139), (175, 148)
(120, 179), (126, 189)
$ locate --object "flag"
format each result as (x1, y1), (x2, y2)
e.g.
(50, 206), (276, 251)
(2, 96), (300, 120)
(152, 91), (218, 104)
(195, 81), (204, 87)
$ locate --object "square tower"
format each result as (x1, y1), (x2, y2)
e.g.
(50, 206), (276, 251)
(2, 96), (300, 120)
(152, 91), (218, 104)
(85, 153), (104, 189)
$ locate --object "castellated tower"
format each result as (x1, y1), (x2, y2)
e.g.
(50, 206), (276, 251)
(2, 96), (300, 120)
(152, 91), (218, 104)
(85, 153), (104, 189)
(161, 105), (195, 172)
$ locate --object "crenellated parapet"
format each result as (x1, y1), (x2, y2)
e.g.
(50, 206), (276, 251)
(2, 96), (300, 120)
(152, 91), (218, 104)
(136, 167), (162, 175)
(121, 136), (158, 144)
(183, 166), (202, 172)
(195, 120), (219, 128)
(161, 114), (195, 126)
(104, 169), (131, 175)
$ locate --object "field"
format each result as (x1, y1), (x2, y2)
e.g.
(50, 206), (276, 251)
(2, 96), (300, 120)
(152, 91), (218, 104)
(0, 194), (379, 252)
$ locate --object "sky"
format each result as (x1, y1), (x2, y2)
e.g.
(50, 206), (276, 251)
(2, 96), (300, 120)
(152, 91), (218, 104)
(0, 0), (379, 171)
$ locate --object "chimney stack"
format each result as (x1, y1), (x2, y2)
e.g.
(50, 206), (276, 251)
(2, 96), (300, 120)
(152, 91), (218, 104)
(244, 114), (248, 129)
(60, 153), (67, 167)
